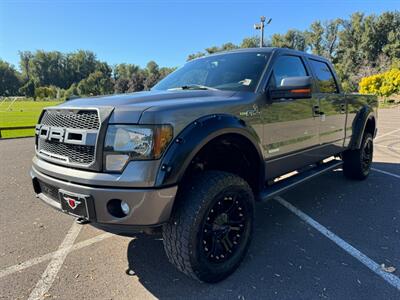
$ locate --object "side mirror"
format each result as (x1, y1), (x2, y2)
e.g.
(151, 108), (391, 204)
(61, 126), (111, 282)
(269, 76), (312, 100)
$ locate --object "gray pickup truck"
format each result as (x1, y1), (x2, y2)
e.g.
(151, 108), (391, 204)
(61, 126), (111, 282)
(31, 48), (377, 282)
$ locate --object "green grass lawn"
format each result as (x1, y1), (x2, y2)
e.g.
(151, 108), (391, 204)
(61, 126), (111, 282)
(0, 100), (63, 138)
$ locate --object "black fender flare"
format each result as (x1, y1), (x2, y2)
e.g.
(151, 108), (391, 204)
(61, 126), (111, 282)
(349, 105), (376, 149)
(155, 114), (265, 188)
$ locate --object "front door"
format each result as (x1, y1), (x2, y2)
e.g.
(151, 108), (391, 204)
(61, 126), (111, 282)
(261, 54), (320, 178)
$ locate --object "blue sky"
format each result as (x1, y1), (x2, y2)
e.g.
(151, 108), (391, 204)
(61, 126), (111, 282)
(0, 0), (398, 69)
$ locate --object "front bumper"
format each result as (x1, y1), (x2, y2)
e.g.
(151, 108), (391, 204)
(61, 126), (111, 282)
(30, 165), (177, 229)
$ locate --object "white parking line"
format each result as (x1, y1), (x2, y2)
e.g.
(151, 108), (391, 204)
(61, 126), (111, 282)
(275, 196), (400, 291)
(375, 129), (400, 141)
(28, 222), (82, 300)
(0, 232), (113, 279)
(372, 168), (400, 179)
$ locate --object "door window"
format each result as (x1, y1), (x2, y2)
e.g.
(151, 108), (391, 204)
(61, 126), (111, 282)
(269, 56), (307, 87)
(310, 59), (338, 93)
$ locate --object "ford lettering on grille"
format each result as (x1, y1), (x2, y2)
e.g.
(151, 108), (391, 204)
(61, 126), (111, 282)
(36, 125), (97, 146)
(36, 109), (99, 167)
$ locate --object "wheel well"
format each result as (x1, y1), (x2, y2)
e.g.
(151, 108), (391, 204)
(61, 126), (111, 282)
(364, 117), (376, 136)
(183, 133), (262, 195)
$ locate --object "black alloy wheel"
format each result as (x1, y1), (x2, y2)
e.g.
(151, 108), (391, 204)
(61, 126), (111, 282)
(163, 171), (254, 283)
(201, 192), (249, 263)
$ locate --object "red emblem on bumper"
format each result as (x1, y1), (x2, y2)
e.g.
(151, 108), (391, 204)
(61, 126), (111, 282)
(63, 196), (81, 209)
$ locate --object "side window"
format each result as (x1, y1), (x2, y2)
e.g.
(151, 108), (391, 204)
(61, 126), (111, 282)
(269, 56), (307, 87)
(310, 59), (338, 93)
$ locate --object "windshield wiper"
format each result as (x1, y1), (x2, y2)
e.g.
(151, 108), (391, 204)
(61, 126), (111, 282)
(168, 84), (219, 91)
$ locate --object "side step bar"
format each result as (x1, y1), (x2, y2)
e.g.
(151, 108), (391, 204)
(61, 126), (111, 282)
(260, 159), (343, 202)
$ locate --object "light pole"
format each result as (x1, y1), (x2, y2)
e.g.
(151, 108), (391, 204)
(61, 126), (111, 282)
(254, 16), (272, 47)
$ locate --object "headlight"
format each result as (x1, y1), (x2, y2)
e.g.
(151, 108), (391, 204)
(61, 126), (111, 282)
(104, 125), (173, 172)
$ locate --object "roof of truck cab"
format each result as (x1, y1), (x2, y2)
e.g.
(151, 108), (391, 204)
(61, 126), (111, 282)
(201, 47), (332, 64)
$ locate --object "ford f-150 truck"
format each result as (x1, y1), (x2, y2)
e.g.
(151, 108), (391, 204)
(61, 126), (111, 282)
(31, 48), (378, 283)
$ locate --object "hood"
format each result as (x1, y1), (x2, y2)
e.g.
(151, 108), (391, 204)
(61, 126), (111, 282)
(57, 90), (237, 123)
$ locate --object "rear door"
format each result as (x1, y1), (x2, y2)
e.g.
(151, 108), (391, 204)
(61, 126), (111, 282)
(307, 59), (346, 153)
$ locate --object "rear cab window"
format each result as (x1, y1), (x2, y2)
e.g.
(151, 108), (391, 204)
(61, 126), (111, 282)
(309, 59), (339, 93)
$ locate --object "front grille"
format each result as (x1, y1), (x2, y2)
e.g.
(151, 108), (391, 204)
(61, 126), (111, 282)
(38, 180), (60, 202)
(37, 109), (100, 167)
(38, 139), (95, 164)
(40, 110), (99, 130)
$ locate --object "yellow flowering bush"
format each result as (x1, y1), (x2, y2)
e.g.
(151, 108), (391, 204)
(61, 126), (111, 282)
(359, 69), (400, 97)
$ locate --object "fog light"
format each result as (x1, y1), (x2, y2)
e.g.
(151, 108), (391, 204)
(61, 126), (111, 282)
(121, 201), (130, 215)
(107, 199), (130, 218)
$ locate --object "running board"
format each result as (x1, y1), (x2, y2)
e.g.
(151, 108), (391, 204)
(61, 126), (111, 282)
(260, 159), (343, 202)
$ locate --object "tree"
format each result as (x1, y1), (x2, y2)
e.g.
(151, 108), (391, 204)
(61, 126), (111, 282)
(19, 79), (36, 98)
(1, 10), (398, 96)
(306, 21), (324, 55)
(113, 62), (174, 94)
(23, 50), (66, 87)
(127, 71), (146, 92)
(146, 61), (159, 75)
(66, 50), (99, 87)
(142, 61), (160, 90)
(271, 30), (307, 51)
(205, 46), (220, 54)
(17, 50), (112, 90)
(240, 36), (259, 48)
(65, 83), (79, 99)
(114, 63), (139, 80)
(188, 42), (240, 61)
(334, 11), (400, 91)
(18, 51), (33, 81)
(159, 66), (176, 79)
(77, 71), (113, 96)
(0, 60), (21, 96)
(35, 86), (58, 99)
(305, 19), (342, 59)
(220, 42), (239, 52)
(114, 78), (130, 93)
(323, 19), (341, 60)
(187, 52), (205, 61)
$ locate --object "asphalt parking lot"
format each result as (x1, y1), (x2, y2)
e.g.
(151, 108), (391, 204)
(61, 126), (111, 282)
(0, 108), (399, 299)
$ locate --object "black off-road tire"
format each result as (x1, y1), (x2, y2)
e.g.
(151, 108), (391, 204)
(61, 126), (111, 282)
(342, 132), (373, 180)
(162, 171), (254, 283)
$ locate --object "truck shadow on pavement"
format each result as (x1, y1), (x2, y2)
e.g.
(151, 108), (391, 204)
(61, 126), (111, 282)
(126, 163), (399, 299)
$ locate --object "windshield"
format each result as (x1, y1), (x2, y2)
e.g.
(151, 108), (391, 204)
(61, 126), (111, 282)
(152, 52), (270, 92)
